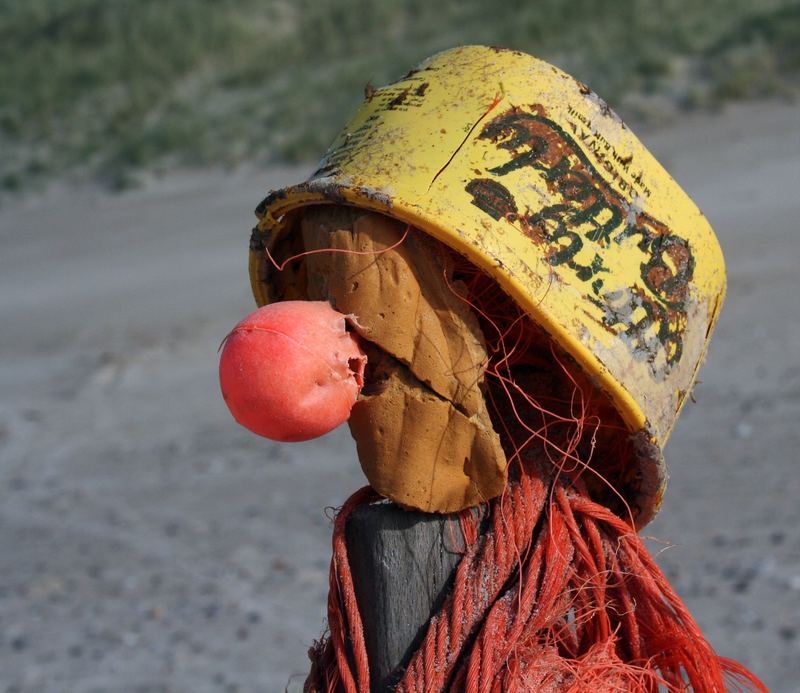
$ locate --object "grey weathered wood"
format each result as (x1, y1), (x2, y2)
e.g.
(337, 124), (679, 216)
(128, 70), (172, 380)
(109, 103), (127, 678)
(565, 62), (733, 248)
(345, 503), (465, 692)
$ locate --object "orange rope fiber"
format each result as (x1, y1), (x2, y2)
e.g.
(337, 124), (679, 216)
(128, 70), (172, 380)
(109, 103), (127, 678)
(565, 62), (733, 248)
(307, 461), (767, 692)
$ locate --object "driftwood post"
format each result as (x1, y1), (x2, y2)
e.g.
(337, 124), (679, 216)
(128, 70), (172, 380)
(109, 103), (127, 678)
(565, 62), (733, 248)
(345, 503), (465, 692)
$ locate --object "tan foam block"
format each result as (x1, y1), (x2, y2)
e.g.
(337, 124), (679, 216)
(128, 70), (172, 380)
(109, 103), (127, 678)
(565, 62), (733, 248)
(298, 206), (507, 511)
(348, 363), (506, 513)
(300, 208), (487, 417)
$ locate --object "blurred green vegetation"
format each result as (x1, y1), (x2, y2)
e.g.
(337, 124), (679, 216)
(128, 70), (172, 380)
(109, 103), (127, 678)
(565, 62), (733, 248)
(1, 0), (798, 190)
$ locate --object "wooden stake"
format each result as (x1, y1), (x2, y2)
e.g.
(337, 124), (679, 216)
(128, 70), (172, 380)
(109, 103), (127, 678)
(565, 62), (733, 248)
(345, 502), (464, 692)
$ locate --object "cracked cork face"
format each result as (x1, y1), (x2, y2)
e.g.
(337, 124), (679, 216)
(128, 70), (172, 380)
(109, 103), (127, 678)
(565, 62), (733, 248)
(297, 206), (507, 513)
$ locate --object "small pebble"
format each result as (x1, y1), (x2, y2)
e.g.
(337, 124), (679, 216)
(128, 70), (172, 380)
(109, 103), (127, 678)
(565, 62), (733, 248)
(770, 531), (785, 545)
(8, 477), (27, 491)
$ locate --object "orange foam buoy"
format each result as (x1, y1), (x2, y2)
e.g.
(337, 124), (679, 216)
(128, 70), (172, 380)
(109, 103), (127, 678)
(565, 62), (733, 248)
(219, 301), (366, 442)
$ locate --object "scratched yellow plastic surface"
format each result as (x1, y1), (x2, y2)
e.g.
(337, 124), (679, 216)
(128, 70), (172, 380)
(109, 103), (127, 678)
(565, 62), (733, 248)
(251, 45), (725, 456)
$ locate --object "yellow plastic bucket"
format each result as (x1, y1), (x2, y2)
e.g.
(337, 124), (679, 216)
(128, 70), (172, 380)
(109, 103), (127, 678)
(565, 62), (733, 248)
(249, 45), (725, 526)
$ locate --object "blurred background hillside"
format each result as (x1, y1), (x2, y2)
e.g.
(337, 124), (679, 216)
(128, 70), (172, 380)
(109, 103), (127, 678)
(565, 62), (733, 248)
(1, 0), (799, 191)
(1, 2), (800, 692)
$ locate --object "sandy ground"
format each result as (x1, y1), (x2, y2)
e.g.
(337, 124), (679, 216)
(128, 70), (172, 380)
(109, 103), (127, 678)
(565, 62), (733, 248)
(0, 100), (798, 692)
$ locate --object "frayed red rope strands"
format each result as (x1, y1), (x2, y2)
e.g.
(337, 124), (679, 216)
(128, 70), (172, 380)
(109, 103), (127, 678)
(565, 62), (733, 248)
(323, 486), (380, 693)
(264, 225), (411, 272)
(306, 463), (768, 692)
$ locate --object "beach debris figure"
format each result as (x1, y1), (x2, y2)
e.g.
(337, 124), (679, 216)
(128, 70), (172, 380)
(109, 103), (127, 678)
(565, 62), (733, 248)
(220, 46), (766, 692)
